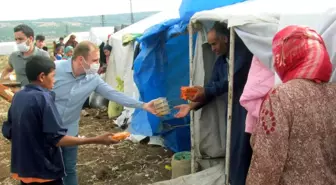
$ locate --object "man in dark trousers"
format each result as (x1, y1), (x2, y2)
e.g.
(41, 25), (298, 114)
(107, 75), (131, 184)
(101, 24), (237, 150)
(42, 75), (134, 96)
(174, 22), (253, 185)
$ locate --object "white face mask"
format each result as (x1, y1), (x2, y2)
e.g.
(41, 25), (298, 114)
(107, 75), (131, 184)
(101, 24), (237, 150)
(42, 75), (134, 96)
(17, 40), (31, 53)
(81, 58), (100, 75)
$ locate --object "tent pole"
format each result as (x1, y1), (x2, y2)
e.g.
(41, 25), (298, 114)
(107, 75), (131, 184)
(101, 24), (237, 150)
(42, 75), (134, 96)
(188, 22), (196, 174)
(225, 27), (235, 185)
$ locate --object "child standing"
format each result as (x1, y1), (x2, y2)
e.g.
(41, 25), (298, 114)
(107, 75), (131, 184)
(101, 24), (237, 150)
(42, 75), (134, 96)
(62, 46), (73, 60)
(2, 55), (118, 185)
(55, 46), (64, 60)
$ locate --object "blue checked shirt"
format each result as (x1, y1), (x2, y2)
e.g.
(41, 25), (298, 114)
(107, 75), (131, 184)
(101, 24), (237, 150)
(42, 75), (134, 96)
(53, 60), (144, 136)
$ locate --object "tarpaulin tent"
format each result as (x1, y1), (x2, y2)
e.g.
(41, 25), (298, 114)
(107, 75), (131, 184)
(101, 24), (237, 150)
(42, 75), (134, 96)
(131, 21), (193, 152)
(63, 32), (90, 44)
(0, 42), (18, 55)
(179, 0), (245, 22)
(130, 0), (245, 152)
(106, 11), (179, 93)
(89, 27), (114, 46)
(152, 0), (336, 184)
(105, 11), (180, 145)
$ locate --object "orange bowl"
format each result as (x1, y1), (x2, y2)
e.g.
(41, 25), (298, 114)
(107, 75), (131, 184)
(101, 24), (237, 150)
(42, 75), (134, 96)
(180, 86), (198, 100)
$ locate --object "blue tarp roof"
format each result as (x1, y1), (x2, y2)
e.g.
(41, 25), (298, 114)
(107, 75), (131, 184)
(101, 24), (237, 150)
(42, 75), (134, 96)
(130, 0), (246, 152)
(138, 0), (247, 41)
(179, 0), (246, 22)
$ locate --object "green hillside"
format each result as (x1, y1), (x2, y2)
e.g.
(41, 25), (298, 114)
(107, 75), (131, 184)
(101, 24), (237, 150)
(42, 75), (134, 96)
(0, 12), (158, 42)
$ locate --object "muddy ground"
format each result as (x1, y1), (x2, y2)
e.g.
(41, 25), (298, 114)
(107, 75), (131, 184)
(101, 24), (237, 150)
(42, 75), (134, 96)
(0, 55), (173, 185)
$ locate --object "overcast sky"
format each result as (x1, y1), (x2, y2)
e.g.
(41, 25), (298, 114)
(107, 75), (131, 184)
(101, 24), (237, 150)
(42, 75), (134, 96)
(0, 0), (182, 21)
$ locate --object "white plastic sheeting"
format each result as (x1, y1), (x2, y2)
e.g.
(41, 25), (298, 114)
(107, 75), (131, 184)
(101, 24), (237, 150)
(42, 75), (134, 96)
(153, 164), (225, 185)
(191, 0), (336, 68)
(0, 42), (18, 55)
(63, 32), (90, 44)
(192, 33), (227, 167)
(153, 0), (336, 184)
(89, 27), (114, 45)
(106, 11), (179, 102)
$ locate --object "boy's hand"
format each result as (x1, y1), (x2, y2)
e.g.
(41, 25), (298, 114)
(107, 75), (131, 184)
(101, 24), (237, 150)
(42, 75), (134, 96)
(94, 133), (119, 145)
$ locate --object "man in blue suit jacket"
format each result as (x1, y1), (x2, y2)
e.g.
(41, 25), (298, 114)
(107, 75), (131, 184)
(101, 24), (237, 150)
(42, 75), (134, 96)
(175, 22), (253, 185)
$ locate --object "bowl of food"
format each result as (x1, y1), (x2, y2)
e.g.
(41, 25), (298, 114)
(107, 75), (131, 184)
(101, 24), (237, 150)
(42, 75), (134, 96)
(180, 86), (198, 101)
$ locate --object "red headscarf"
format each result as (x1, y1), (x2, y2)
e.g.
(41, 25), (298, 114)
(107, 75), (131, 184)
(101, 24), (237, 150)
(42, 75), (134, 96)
(272, 25), (332, 83)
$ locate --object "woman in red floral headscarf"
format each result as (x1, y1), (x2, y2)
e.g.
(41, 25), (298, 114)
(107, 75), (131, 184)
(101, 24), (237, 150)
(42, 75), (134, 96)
(246, 25), (336, 185)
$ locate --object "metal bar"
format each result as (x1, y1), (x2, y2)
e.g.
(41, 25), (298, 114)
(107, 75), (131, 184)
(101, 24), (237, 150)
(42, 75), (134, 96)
(188, 23), (197, 174)
(129, 0), (135, 24)
(225, 27), (236, 185)
(101, 15), (105, 27)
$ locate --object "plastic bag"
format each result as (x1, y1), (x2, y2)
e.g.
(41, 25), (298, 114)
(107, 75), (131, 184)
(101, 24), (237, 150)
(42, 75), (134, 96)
(108, 101), (123, 118)
(107, 76), (124, 118)
(115, 109), (131, 128)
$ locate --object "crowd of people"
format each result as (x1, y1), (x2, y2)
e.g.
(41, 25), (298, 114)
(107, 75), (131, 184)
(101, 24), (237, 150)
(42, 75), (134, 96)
(1, 21), (336, 185)
(51, 35), (112, 75)
(0, 24), (158, 185)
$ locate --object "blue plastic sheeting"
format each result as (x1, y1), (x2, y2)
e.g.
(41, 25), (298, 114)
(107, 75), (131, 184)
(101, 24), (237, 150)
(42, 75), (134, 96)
(131, 32), (195, 152)
(130, 33), (194, 136)
(130, 32), (195, 152)
(130, 0), (247, 152)
(138, 18), (187, 43)
(179, 0), (246, 22)
(129, 16), (196, 152)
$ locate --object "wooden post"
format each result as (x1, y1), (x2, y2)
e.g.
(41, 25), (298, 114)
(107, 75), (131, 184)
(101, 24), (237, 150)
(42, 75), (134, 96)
(188, 23), (197, 174)
(225, 27), (235, 185)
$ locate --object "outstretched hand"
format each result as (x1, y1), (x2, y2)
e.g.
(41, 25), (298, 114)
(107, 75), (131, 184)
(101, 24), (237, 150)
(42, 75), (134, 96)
(174, 104), (191, 118)
(143, 100), (158, 115)
(95, 133), (119, 145)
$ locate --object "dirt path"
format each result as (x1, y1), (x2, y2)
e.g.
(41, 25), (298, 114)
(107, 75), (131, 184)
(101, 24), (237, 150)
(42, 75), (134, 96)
(0, 103), (172, 185)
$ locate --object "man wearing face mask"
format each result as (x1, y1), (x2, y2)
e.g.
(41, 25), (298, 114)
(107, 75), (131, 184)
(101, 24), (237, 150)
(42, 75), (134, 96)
(0, 24), (49, 87)
(53, 41), (158, 185)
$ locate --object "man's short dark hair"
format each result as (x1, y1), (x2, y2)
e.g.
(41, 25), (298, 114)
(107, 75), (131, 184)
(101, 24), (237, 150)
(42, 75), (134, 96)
(59, 37), (64, 41)
(212, 21), (230, 38)
(36, 34), (45, 41)
(14, 24), (34, 38)
(26, 56), (55, 82)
